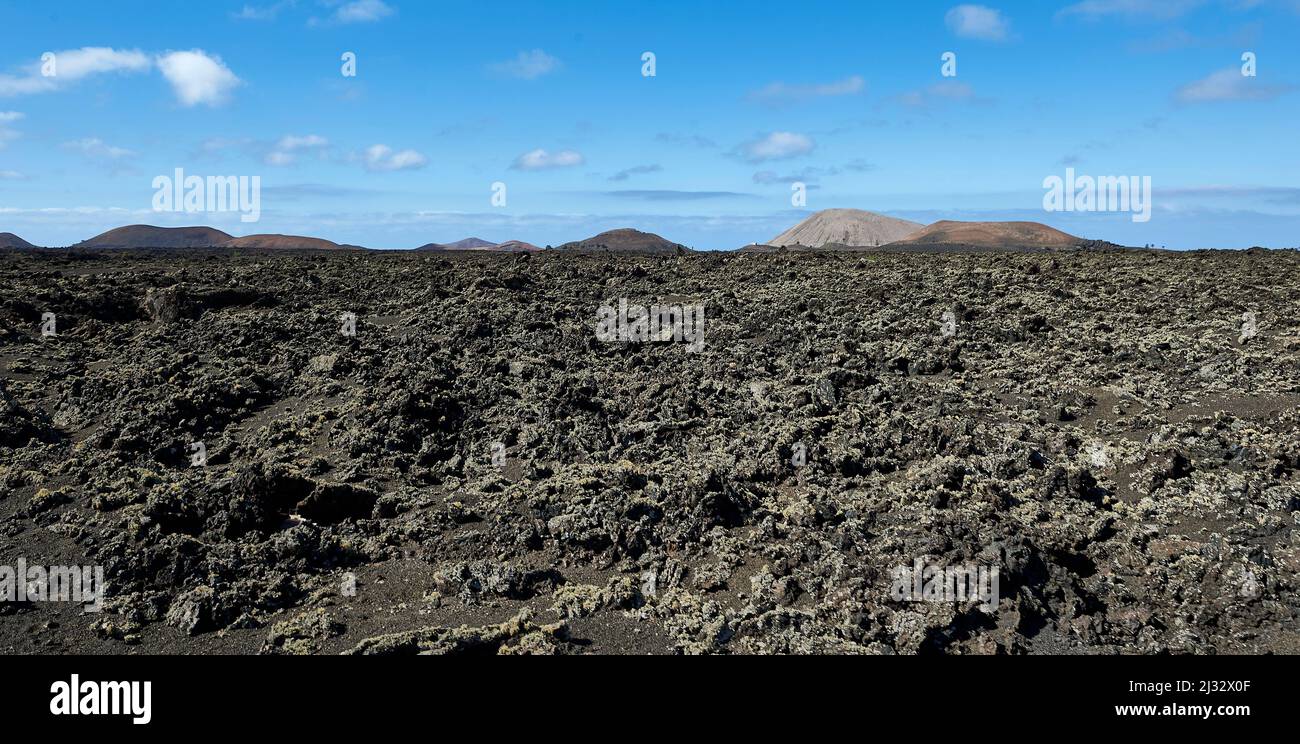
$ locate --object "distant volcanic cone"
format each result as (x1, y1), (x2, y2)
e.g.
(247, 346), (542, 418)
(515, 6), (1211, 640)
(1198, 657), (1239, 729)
(769, 209), (925, 248)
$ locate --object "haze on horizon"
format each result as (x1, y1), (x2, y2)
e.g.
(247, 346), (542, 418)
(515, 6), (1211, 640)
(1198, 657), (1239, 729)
(1, 0), (1298, 250)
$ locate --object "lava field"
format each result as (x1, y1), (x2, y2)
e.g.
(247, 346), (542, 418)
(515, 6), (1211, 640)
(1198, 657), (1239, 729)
(1, 248), (1297, 654)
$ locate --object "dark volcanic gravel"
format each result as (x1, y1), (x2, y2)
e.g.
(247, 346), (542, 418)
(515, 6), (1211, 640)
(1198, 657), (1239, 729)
(1, 247), (1298, 655)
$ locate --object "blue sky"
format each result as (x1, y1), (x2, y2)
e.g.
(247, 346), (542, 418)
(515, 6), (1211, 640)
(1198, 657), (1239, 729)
(1, 0), (1298, 249)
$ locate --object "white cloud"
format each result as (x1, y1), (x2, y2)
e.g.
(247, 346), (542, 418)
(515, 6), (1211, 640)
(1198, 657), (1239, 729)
(62, 137), (135, 160)
(265, 134), (330, 165)
(945, 5), (1012, 41)
(510, 148), (585, 170)
(0, 47), (151, 97)
(0, 111), (22, 147)
(0, 110), (22, 146)
(156, 50), (242, 107)
(317, 0), (394, 25)
(233, 1), (296, 20)
(339, 0), (394, 22)
(44, 48), (152, 82)
(62, 137), (134, 159)
(609, 164), (663, 182)
(0, 170), (26, 180)
(0, 75), (52, 97)
(1057, 0), (1208, 21)
(1176, 67), (1293, 102)
(748, 75), (865, 106)
(735, 132), (815, 163)
(362, 144), (428, 172)
(277, 134), (329, 150)
(897, 81), (984, 108)
(488, 50), (562, 80)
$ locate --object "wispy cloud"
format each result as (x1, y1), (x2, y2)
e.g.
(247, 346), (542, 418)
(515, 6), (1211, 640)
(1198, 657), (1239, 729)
(752, 159), (874, 185)
(62, 137), (138, 173)
(487, 49), (561, 80)
(511, 148), (584, 170)
(232, 1), (296, 20)
(748, 75), (865, 106)
(608, 164), (662, 182)
(1126, 23), (1259, 53)
(896, 81), (986, 108)
(1176, 67), (1293, 102)
(359, 143), (428, 172)
(1057, 0), (1208, 21)
(733, 132), (814, 163)
(265, 134), (330, 165)
(601, 190), (753, 201)
(945, 5), (1013, 41)
(262, 183), (387, 200)
(62, 137), (135, 160)
(310, 0), (394, 26)
(0, 47), (151, 97)
(1158, 185), (1300, 204)
(0, 111), (23, 147)
(0, 47), (244, 107)
(655, 132), (716, 148)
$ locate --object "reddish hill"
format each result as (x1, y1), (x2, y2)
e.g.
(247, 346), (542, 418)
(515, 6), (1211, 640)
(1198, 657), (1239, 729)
(555, 228), (691, 254)
(416, 237), (541, 252)
(221, 234), (361, 250)
(494, 240), (541, 252)
(887, 220), (1083, 249)
(76, 225), (234, 249)
(416, 237), (497, 251)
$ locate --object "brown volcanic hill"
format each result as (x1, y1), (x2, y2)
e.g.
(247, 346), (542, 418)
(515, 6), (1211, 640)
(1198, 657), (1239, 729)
(447, 237), (497, 250)
(770, 209), (925, 248)
(76, 225), (234, 249)
(888, 220), (1083, 250)
(0, 232), (36, 249)
(221, 234), (360, 250)
(416, 237), (542, 252)
(555, 228), (691, 254)
(415, 237), (501, 251)
(494, 240), (541, 252)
